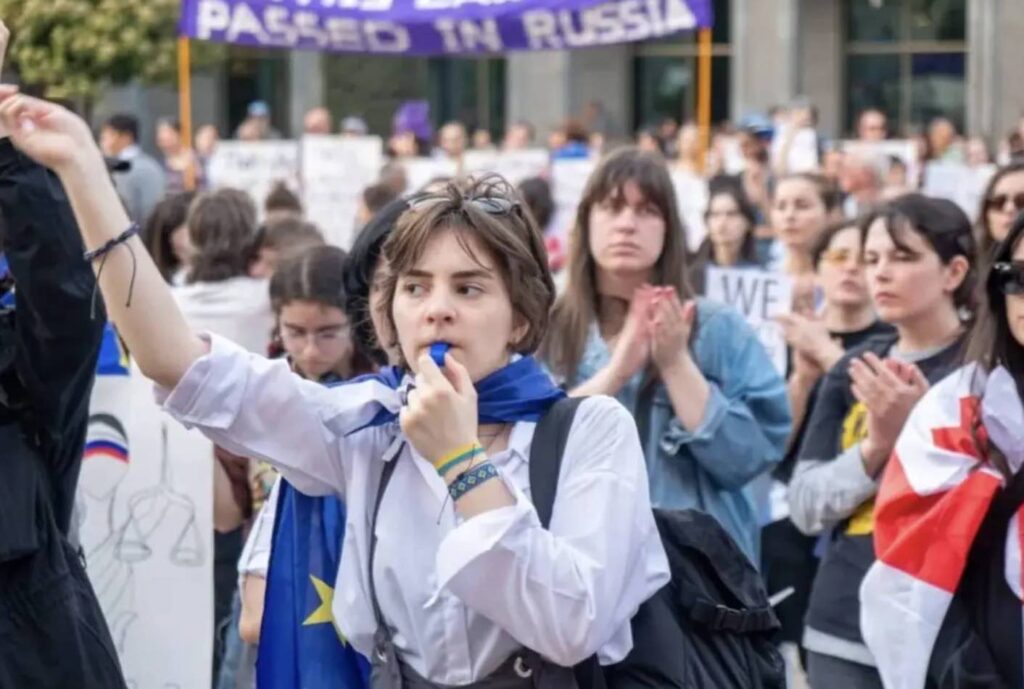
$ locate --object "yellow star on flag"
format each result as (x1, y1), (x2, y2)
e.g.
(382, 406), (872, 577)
(303, 575), (336, 626)
(303, 575), (350, 645)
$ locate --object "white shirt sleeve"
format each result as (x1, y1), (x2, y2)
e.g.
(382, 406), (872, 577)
(435, 396), (670, 668)
(238, 476), (282, 579)
(156, 333), (394, 498)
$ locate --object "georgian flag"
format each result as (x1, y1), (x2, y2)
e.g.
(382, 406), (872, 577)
(859, 363), (1024, 689)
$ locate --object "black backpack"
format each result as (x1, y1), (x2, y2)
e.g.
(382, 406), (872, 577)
(530, 397), (786, 689)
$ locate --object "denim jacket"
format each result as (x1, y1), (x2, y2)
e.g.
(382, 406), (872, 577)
(571, 299), (791, 562)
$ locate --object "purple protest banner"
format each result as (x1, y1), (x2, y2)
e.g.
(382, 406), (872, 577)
(178, 0), (713, 56)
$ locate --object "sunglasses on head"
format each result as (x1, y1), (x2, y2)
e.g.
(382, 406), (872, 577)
(985, 192), (1024, 213)
(408, 193), (519, 216)
(989, 261), (1024, 296)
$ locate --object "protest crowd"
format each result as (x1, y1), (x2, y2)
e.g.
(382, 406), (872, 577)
(5, 13), (1024, 689)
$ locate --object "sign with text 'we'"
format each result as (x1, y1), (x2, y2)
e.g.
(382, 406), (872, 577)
(705, 266), (793, 376)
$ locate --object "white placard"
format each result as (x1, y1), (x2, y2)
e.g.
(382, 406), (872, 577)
(401, 157), (459, 193)
(671, 169), (709, 251)
(842, 139), (921, 189)
(550, 158), (596, 239)
(705, 266), (794, 376)
(463, 149), (550, 186)
(301, 135), (384, 249)
(771, 125), (820, 174)
(80, 367), (213, 689)
(206, 140), (301, 214)
(923, 162), (996, 220)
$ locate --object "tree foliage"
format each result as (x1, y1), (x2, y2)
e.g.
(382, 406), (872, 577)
(0, 0), (219, 101)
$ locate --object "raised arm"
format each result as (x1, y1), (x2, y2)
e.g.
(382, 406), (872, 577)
(0, 88), (205, 388)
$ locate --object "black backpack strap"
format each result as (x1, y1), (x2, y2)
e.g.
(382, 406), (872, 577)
(681, 589), (779, 634)
(529, 396), (587, 529)
(528, 396), (606, 689)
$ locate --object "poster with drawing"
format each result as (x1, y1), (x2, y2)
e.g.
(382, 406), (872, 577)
(301, 135), (384, 249)
(705, 266), (793, 376)
(207, 140), (301, 216)
(80, 365), (213, 689)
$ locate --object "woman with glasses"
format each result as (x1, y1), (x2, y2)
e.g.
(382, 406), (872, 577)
(862, 212), (1024, 689)
(0, 91), (669, 688)
(238, 245), (373, 651)
(788, 194), (977, 689)
(541, 147), (791, 564)
(977, 161), (1024, 258)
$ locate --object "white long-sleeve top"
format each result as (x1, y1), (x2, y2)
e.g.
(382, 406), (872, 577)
(157, 334), (669, 685)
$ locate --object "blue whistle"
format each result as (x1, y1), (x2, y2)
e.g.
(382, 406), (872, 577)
(429, 342), (450, 367)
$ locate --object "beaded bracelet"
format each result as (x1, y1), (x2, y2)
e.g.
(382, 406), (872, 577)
(432, 442), (483, 475)
(448, 462), (499, 502)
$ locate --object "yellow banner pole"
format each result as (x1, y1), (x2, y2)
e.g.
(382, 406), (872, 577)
(177, 36), (196, 191)
(696, 27), (712, 173)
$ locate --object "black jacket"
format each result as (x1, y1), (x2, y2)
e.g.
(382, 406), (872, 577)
(0, 139), (104, 561)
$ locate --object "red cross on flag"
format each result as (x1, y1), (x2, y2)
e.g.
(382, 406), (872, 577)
(860, 363), (1024, 689)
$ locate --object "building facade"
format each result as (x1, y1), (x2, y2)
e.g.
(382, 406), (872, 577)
(98, 0), (1024, 150)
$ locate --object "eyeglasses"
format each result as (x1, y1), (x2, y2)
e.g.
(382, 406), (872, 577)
(989, 261), (1024, 296)
(985, 192), (1024, 213)
(279, 323), (351, 347)
(820, 248), (860, 266)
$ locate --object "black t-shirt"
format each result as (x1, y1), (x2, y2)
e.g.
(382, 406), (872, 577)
(798, 332), (964, 644)
(775, 320), (896, 484)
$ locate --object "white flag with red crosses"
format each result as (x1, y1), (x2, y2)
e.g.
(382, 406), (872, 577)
(860, 363), (1024, 689)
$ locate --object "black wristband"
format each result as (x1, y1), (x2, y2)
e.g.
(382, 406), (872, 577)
(83, 223), (140, 263)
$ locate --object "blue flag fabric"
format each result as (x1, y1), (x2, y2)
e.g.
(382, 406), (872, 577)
(256, 483), (371, 689)
(346, 355), (566, 435)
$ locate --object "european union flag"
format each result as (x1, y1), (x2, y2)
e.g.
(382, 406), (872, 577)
(256, 480), (370, 689)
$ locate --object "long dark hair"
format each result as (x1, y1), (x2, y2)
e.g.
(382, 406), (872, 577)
(976, 161), (1024, 259)
(963, 212), (1024, 479)
(270, 245), (374, 377)
(144, 191), (196, 283)
(689, 177), (760, 293)
(541, 147), (692, 381)
(343, 197), (410, 365)
(965, 211), (1024, 385)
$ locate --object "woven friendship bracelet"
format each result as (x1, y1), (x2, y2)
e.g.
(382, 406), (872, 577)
(435, 446), (485, 477)
(448, 462), (499, 502)
(432, 442), (482, 473)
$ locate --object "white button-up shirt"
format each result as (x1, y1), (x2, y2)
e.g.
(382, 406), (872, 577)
(158, 334), (669, 684)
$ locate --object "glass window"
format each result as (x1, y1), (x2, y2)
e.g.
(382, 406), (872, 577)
(633, 55), (731, 129)
(909, 52), (965, 131)
(846, 54), (902, 133)
(909, 0), (966, 41)
(846, 0), (901, 43)
(844, 0), (966, 136)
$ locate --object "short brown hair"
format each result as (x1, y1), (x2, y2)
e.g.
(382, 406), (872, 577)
(379, 176), (554, 364)
(255, 216), (324, 254)
(187, 188), (259, 283)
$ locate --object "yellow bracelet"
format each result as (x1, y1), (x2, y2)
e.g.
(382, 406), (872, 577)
(432, 442), (483, 473)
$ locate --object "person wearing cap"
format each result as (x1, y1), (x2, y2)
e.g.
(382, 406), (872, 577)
(99, 113), (167, 224)
(234, 101), (281, 141)
(340, 116), (369, 137)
